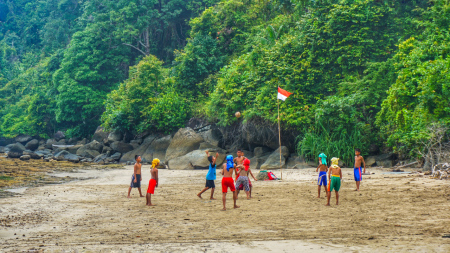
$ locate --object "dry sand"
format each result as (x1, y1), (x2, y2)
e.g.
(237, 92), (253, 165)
(0, 165), (449, 252)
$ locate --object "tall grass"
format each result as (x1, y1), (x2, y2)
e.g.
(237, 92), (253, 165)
(297, 123), (365, 166)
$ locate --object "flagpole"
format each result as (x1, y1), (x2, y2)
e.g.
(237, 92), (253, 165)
(277, 96), (282, 180)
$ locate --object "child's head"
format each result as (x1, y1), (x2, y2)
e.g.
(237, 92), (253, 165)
(243, 158), (250, 171)
(331, 157), (339, 168)
(355, 148), (361, 156)
(151, 158), (160, 168)
(135, 155), (141, 163)
(237, 149), (243, 157)
(318, 153), (327, 165)
(207, 155), (216, 164)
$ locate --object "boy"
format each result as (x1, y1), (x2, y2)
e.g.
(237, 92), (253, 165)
(354, 148), (366, 191)
(127, 155), (144, 198)
(316, 153), (328, 198)
(197, 150), (219, 199)
(146, 158), (159, 206)
(326, 157), (342, 206)
(236, 158), (257, 199)
(233, 149), (247, 181)
(220, 155), (239, 211)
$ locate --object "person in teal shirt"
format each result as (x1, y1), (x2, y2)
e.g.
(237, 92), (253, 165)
(197, 150), (219, 200)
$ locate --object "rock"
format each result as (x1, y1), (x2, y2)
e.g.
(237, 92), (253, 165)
(165, 128), (204, 162)
(25, 139), (39, 151)
(102, 146), (112, 154)
(249, 155), (270, 171)
(19, 155), (31, 161)
(92, 126), (109, 143)
(110, 152), (121, 161)
(256, 171), (270, 180)
(107, 130), (123, 143)
(7, 152), (22, 158)
(365, 156), (376, 167)
(67, 145), (82, 154)
(7, 143), (26, 153)
(15, 135), (32, 144)
(54, 131), (65, 141)
(130, 139), (142, 145)
(54, 150), (70, 159)
(119, 137), (155, 163)
(85, 140), (103, 153)
(55, 139), (66, 145)
(260, 146), (289, 170)
(68, 137), (79, 145)
(142, 135), (172, 163)
(198, 128), (223, 147)
(168, 149), (227, 170)
(198, 142), (219, 150)
(110, 141), (133, 154)
(36, 145), (46, 151)
(64, 153), (80, 163)
(0, 137), (14, 146)
(286, 154), (308, 169)
(187, 118), (210, 130)
(371, 153), (396, 168)
(23, 151), (42, 160)
(77, 138), (88, 145)
(254, 147), (272, 157)
(45, 139), (56, 149)
(242, 150), (254, 159)
(0, 146), (8, 153)
(76, 146), (100, 159)
(94, 154), (108, 163)
(130, 143), (140, 150)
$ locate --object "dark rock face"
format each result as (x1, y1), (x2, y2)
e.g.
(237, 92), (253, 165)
(7, 152), (22, 158)
(85, 140), (103, 153)
(260, 146), (290, 170)
(110, 141), (133, 154)
(7, 143), (26, 153)
(107, 130), (123, 143)
(15, 135), (32, 144)
(92, 126), (109, 143)
(54, 131), (65, 141)
(0, 137), (14, 146)
(110, 152), (121, 161)
(25, 139), (39, 151)
(45, 139), (56, 149)
(76, 146), (100, 159)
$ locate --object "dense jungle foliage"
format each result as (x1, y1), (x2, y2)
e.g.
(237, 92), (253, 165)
(0, 0), (449, 165)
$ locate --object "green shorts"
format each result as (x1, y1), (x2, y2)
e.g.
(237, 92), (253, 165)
(329, 176), (341, 192)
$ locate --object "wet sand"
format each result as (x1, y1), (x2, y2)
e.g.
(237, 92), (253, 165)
(0, 166), (449, 252)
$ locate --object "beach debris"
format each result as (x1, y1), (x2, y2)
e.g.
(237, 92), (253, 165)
(431, 163), (450, 180)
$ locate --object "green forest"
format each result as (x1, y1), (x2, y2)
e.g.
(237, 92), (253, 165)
(0, 0), (449, 164)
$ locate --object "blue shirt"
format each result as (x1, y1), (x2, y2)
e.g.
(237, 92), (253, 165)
(206, 163), (216, 180)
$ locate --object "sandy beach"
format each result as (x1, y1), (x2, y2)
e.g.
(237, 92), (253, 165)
(1, 165), (449, 252)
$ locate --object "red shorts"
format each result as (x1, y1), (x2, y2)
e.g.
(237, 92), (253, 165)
(147, 179), (157, 194)
(222, 177), (236, 193)
(238, 177), (252, 190)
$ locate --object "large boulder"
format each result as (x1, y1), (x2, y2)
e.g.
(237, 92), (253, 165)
(54, 150), (70, 160)
(120, 135), (172, 163)
(76, 146), (100, 159)
(25, 139), (39, 151)
(94, 154), (108, 163)
(168, 149), (227, 170)
(365, 156), (376, 167)
(110, 141), (133, 154)
(23, 151), (42, 160)
(0, 146), (8, 153)
(260, 146), (289, 170)
(107, 130), (123, 143)
(45, 139), (56, 149)
(54, 131), (65, 141)
(110, 152), (121, 161)
(119, 135), (157, 163)
(20, 155), (31, 161)
(198, 128), (223, 147)
(254, 147), (273, 157)
(286, 154), (309, 169)
(67, 145), (83, 154)
(165, 128), (204, 162)
(7, 152), (22, 158)
(85, 140), (103, 153)
(92, 126), (109, 143)
(249, 155), (270, 171)
(65, 153), (80, 163)
(7, 143), (26, 154)
(15, 135), (32, 144)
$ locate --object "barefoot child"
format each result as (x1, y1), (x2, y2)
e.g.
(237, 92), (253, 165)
(316, 153), (328, 198)
(220, 155), (239, 211)
(127, 155), (144, 198)
(146, 158), (159, 206)
(197, 150), (219, 200)
(236, 158), (257, 199)
(233, 149), (247, 181)
(326, 157), (342, 206)
(354, 148), (366, 191)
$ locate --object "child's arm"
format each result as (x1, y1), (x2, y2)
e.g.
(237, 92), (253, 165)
(327, 167), (331, 181)
(133, 164), (138, 183)
(362, 156), (366, 173)
(220, 164), (224, 175)
(155, 169), (159, 187)
(249, 169), (257, 181)
(205, 150), (209, 156)
(316, 165), (320, 172)
(340, 167), (343, 179)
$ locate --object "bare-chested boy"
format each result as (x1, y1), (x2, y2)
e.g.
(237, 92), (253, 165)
(236, 158), (257, 199)
(146, 158), (159, 206)
(197, 150), (219, 200)
(354, 148), (366, 191)
(316, 153), (328, 198)
(326, 157), (342, 206)
(127, 155), (144, 198)
(220, 155), (239, 211)
(233, 149), (247, 181)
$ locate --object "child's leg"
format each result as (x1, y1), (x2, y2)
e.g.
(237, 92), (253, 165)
(355, 181), (360, 191)
(317, 185), (321, 198)
(245, 190), (250, 199)
(233, 191), (239, 209)
(146, 193), (155, 206)
(210, 188), (215, 200)
(146, 193), (149, 205)
(197, 187), (210, 199)
(249, 186), (252, 198)
(335, 191), (339, 205)
(222, 192), (227, 210)
(325, 190), (331, 206)
(138, 187), (144, 197)
(127, 187), (132, 198)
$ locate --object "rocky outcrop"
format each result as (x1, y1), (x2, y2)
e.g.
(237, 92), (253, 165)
(76, 146), (100, 159)
(107, 130), (122, 143)
(7, 152), (22, 158)
(165, 128), (204, 162)
(168, 149), (227, 170)
(25, 139), (39, 151)
(260, 146), (289, 170)
(286, 154), (309, 169)
(92, 126), (109, 143)
(45, 139), (56, 149)
(23, 151), (42, 160)
(15, 135), (32, 144)
(119, 135), (157, 163)
(7, 143), (26, 153)
(198, 128), (222, 147)
(20, 155), (31, 161)
(54, 131), (65, 141)
(110, 141), (133, 154)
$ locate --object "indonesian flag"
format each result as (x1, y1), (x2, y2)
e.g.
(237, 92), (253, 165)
(277, 87), (293, 101)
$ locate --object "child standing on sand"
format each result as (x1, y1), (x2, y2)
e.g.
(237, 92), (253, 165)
(220, 155), (239, 211)
(354, 148), (366, 191)
(236, 158), (257, 199)
(316, 153), (328, 198)
(146, 158), (159, 206)
(326, 157), (342, 206)
(197, 150), (219, 200)
(127, 155), (144, 198)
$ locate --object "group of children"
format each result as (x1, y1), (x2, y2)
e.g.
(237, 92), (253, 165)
(316, 148), (366, 206)
(127, 148), (366, 209)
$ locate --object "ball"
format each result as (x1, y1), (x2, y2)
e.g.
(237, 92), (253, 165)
(235, 111), (241, 118)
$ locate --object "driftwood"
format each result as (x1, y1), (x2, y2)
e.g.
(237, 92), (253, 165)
(394, 161), (418, 169)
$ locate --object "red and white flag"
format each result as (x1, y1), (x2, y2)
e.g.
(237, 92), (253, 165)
(277, 87), (293, 101)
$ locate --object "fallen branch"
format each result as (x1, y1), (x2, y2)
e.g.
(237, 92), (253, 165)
(394, 161), (418, 169)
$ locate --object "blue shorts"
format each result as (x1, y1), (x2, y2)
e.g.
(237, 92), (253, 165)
(318, 171), (327, 186)
(354, 167), (362, 181)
